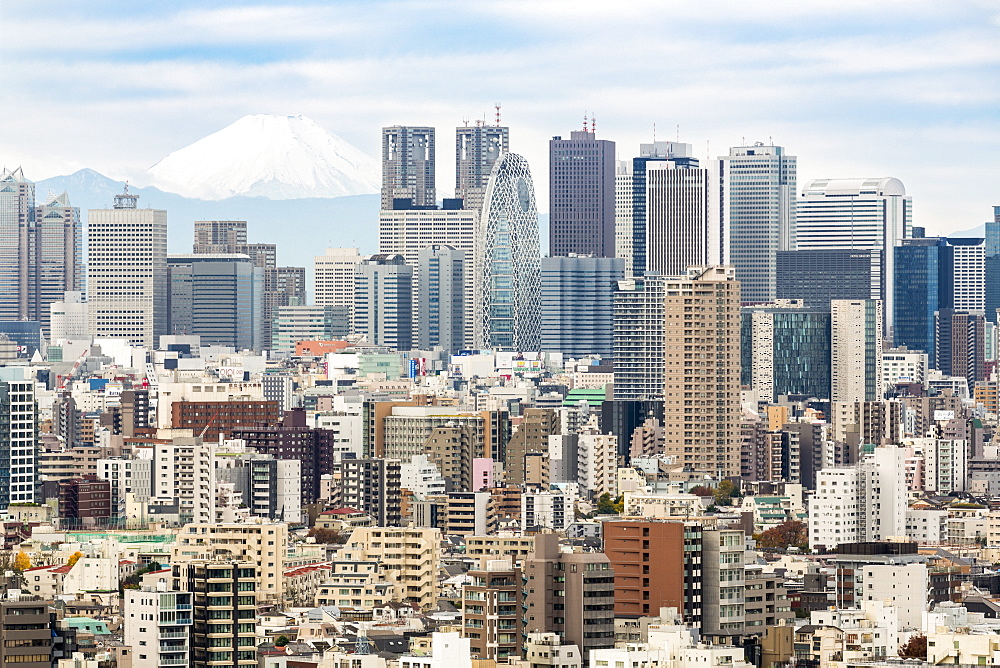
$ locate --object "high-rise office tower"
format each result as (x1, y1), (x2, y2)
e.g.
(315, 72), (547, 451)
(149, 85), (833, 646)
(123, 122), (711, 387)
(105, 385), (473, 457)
(950, 238), (985, 311)
(796, 178), (911, 322)
(776, 248), (879, 308)
(192, 220), (247, 252)
(612, 276), (665, 401)
(831, 299), (884, 402)
(378, 209), (478, 347)
(741, 301), (831, 402)
(0, 167), (35, 325)
(549, 127), (615, 257)
(0, 367), (37, 506)
(33, 191), (83, 335)
(540, 255), (624, 359)
(645, 161), (717, 275)
(719, 143), (797, 304)
(662, 266), (741, 477)
(614, 160), (635, 275)
(382, 125), (436, 210)
(191, 220), (303, 349)
(354, 254), (414, 351)
(415, 244), (466, 353)
(87, 187), (167, 347)
(313, 247), (362, 325)
(894, 238), (953, 367)
(474, 153), (541, 351)
(621, 141), (701, 278)
(0, 169), (82, 335)
(936, 309), (986, 389)
(166, 254), (264, 350)
(271, 304), (350, 354)
(456, 123), (509, 213)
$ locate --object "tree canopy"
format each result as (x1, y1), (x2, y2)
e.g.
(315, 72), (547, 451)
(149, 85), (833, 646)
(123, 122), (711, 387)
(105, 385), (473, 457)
(755, 520), (808, 551)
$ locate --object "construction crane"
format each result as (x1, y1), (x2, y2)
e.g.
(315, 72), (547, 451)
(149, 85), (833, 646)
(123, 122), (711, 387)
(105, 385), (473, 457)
(57, 348), (90, 392)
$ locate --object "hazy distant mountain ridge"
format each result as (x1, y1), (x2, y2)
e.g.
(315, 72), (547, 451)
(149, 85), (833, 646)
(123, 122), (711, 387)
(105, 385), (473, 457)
(147, 114), (381, 200)
(36, 169), (380, 270)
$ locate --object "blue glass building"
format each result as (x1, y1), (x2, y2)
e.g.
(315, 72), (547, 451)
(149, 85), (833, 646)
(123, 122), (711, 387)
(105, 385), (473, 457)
(893, 238), (953, 368)
(741, 305), (831, 402)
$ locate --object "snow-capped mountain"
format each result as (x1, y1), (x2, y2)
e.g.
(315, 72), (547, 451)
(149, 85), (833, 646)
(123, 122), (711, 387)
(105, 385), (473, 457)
(147, 114), (380, 200)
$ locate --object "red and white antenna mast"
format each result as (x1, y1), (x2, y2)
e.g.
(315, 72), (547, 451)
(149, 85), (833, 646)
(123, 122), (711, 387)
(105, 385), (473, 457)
(494, 103), (502, 127)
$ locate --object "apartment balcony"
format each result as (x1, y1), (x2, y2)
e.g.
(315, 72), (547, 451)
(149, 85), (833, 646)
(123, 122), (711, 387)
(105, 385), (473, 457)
(160, 659), (187, 666)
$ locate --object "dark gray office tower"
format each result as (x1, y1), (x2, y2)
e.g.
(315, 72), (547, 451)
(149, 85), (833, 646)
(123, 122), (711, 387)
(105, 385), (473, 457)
(415, 244), (465, 354)
(382, 126), (436, 210)
(456, 123), (509, 213)
(334, 457), (402, 526)
(540, 255), (624, 359)
(191, 221), (304, 350)
(894, 238), (953, 368)
(354, 254), (413, 351)
(549, 127), (615, 257)
(167, 254), (264, 350)
(776, 249), (879, 308)
(935, 309), (986, 391)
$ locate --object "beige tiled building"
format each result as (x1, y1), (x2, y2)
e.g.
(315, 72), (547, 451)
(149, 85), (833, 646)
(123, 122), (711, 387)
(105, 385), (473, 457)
(662, 266), (741, 478)
(339, 526), (441, 609)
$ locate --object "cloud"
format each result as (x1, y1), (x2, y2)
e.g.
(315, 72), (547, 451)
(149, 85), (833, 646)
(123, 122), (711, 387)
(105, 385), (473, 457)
(1, 0), (998, 235)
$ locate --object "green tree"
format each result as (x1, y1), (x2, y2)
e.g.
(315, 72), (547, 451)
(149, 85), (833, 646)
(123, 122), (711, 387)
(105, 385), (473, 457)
(898, 634), (927, 660)
(596, 493), (617, 514)
(713, 480), (740, 506)
(275, 635), (290, 647)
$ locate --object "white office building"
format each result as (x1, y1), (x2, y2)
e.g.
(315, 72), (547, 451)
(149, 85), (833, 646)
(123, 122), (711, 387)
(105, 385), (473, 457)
(882, 347), (929, 393)
(124, 589), (193, 668)
(87, 188), (167, 347)
(951, 238), (986, 312)
(796, 177), (911, 321)
(808, 445), (908, 549)
(521, 490), (574, 532)
(718, 144), (796, 304)
(831, 299), (884, 402)
(313, 247), (363, 324)
(645, 162), (717, 276)
(0, 367), (37, 506)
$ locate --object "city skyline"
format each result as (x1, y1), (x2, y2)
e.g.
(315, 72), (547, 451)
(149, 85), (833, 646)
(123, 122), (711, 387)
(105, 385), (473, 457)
(1, 1), (998, 234)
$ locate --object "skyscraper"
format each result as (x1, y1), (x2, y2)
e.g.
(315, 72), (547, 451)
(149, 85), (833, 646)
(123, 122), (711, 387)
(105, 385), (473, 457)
(166, 254), (264, 350)
(354, 254), (414, 351)
(719, 143), (796, 304)
(474, 153), (541, 351)
(313, 247), (362, 324)
(831, 299), (884, 402)
(33, 191), (83, 335)
(950, 238), (985, 311)
(415, 244), (465, 354)
(796, 177), (911, 321)
(382, 125), (436, 210)
(936, 309), (986, 390)
(540, 255), (624, 359)
(612, 275), (665, 401)
(378, 209), (477, 347)
(644, 161), (717, 276)
(0, 169), (82, 335)
(456, 122), (509, 213)
(776, 249), (879, 308)
(0, 367), (37, 507)
(549, 127), (615, 257)
(662, 266), (741, 477)
(191, 220), (304, 350)
(87, 187), (167, 347)
(741, 301), (831, 402)
(894, 237), (955, 368)
(623, 141), (701, 278)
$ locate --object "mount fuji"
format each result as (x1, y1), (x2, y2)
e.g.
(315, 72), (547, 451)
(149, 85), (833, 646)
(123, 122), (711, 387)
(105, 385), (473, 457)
(147, 114), (380, 200)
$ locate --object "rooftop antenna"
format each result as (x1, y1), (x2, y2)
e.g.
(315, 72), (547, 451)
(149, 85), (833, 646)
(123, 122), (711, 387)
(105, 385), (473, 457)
(495, 103), (502, 127)
(113, 182), (138, 210)
(676, 124), (680, 142)
(769, 135), (773, 146)
(356, 628), (370, 655)
(462, 117), (469, 128)
(590, 114), (596, 135)
(653, 122), (656, 143)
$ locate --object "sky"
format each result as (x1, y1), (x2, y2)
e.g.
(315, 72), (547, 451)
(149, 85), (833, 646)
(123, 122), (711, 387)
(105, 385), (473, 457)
(2, 0), (1000, 232)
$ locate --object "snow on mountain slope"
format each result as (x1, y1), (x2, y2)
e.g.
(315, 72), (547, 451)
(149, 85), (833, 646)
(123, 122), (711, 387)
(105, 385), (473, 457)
(148, 114), (380, 200)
